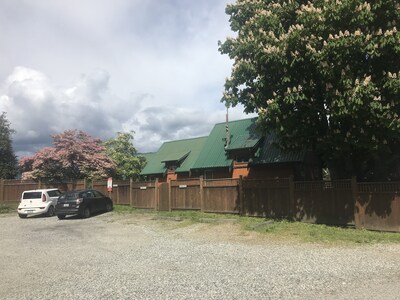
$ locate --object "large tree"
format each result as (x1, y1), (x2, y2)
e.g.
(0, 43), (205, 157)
(104, 132), (145, 180)
(0, 112), (17, 178)
(20, 130), (115, 181)
(219, 0), (400, 180)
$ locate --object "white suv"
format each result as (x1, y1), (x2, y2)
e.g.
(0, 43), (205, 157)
(17, 189), (62, 218)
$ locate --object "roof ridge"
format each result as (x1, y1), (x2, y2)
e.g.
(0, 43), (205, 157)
(214, 117), (257, 126)
(162, 136), (208, 144)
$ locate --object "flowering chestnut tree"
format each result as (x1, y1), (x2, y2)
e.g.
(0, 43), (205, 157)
(20, 130), (115, 181)
(219, 0), (400, 180)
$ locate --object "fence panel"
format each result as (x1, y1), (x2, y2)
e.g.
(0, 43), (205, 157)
(3, 180), (37, 202)
(294, 180), (354, 225)
(242, 178), (291, 218)
(356, 182), (400, 232)
(171, 179), (201, 210)
(203, 179), (239, 213)
(1, 179), (86, 202)
(131, 181), (156, 209)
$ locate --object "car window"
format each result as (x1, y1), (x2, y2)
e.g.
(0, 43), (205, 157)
(47, 190), (61, 197)
(23, 192), (42, 199)
(86, 191), (94, 198)
(92, 191), (103, 198)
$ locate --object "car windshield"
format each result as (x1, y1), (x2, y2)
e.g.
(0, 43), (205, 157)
(62, 192), (80, 200)
(23, 192), (42, 199)
(48, 190), (61, 197)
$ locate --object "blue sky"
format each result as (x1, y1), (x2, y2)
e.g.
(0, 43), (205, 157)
(0, 0), (255, 157)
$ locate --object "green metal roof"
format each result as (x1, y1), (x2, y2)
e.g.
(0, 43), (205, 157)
(225, 134), (260, 151)
(192, 118), (261, 169)
(192, 118), (304, 170)
(251, 133), (305, 164)
(140, 136), (207, 176)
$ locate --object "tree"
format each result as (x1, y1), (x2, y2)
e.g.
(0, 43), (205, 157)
(219, 0), (400, 180)
(104, 132), (145, 180)
(0, 112), (17, 178)
(20, 130), (115, 181)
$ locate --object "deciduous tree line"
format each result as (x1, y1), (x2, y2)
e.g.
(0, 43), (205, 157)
(0, 113), (145, 182)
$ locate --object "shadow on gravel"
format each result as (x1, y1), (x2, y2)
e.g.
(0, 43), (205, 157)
(57, 211), (112, 220)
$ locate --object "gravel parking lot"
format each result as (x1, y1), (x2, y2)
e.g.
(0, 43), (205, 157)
(0, 212), (399, 300)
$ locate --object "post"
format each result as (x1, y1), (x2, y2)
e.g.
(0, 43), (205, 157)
(239, 176), (244, 216)
(154, 178), (159, 211)
(168, 179), (172, 212)
(83, 178), (87, 189)
(289, 176), (295, 221)
(38, 179), (42, 189)
(351, 176), (362, 229)
(129, 178), (133, 207)
(199, 176), (204, 212)
(0, 179), (4, 203)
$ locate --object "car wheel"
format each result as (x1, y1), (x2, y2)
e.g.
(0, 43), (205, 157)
(47, 206), (55, 217)
(83, 207), (91, 218)
(57, 214), (66, 220)
(105, 202), (113, 212)
(18, 214), (27, 219)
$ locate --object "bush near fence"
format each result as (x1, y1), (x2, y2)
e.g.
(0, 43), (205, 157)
(1, 177), (399, 232)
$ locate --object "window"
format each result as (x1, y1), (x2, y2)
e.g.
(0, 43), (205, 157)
(47, 190), (61, 197)
(23, 192), (42, 199)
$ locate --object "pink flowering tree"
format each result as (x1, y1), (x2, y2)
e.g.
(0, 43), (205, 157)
(219, 0), (400, 180)
(19, 130), (115, 181)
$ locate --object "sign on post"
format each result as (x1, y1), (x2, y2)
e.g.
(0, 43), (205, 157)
(107, 177), (113, 192)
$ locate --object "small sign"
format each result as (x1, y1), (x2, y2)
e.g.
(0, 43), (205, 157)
(140, 186), (147, 190)
(179, 185), (187, 189)
(113, 184), (118, 187)
(107, 177), (113, 192)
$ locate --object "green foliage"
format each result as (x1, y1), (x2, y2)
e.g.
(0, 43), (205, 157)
(219, 0), (400, 180)
(0, 202), (18, 214)
(0, 112), (17, 179)
(104, 132), (145, 180)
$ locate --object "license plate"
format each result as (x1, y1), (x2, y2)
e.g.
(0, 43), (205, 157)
(63, 204), (69, 207)
(26, 210), (34, 213)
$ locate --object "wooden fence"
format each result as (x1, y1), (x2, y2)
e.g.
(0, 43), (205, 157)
(1, 177), (400, 232)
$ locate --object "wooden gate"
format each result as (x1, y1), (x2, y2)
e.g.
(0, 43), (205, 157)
(158, 182), (170, 211)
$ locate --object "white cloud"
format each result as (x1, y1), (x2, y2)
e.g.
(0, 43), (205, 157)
(0, 0), (256, 158)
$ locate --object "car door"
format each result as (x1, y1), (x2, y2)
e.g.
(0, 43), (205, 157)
(92, 190), (106, 212)
(85, 191), (97, 213)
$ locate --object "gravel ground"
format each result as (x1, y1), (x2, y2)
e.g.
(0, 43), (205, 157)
(0, 212), (399, 300)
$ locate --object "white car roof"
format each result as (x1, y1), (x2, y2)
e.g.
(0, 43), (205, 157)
(22, 188), (60, 193)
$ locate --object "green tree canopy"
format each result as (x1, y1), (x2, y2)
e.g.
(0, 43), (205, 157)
(104, 132), (145, 180)
(0, 112), (17, 178)
(219, 0), (400, 180)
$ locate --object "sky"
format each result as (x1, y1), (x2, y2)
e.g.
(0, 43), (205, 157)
(0, 0), (256, 158)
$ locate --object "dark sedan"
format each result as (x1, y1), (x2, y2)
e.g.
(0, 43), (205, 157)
(56, 189), (113, 219)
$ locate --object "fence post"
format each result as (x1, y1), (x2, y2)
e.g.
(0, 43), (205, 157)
(239, 176), (244, 216)
(38, 179), (41, 189)
(289, 176), (295, 221)
(199, 176), (204, 212)
(129, 178), (133, 207)
(351, 176), (362, 229)
(155, 178), (159, 211)
(0, 179), (4, 203)
(83, 178), (87, 189)
(168, 179), (172, 212)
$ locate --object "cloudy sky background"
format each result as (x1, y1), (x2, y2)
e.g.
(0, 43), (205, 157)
(0, 0), (256, 158)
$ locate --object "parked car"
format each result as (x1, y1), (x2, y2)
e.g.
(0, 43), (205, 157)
(17, 188), (62, 218)
(56, 189), (113, 219)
